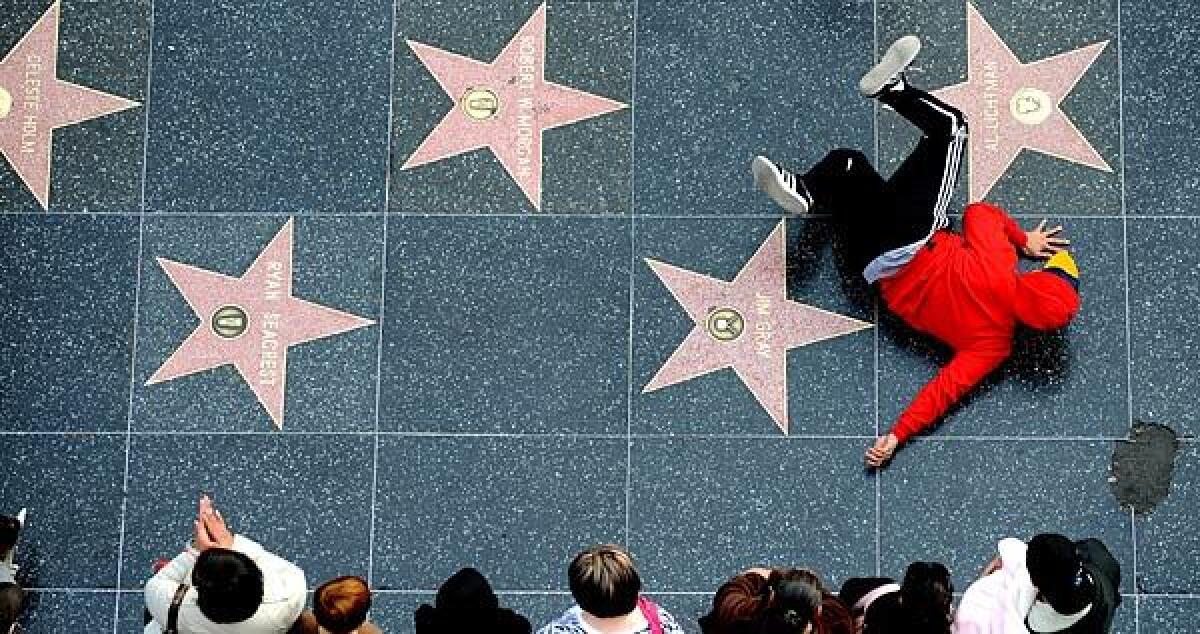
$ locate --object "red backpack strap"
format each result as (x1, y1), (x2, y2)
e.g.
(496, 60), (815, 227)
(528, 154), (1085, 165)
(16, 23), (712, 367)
(638, 596), (665, 634)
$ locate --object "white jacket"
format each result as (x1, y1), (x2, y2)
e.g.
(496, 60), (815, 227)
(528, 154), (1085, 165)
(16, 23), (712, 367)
(143, 535), (306, 634)
(953, 538), (1038, 634)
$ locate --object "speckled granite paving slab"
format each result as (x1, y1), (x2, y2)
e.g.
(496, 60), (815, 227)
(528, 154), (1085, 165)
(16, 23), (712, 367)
(1, 1), (1197, 633)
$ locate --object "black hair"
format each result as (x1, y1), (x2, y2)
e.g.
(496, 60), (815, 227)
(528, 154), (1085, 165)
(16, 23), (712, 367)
(861, 595), (906, 634)
(414, 568), (533, 633)
(863, 562), (953, 634)
(1027, 534), (1092, 615)
(757, 569), (823, 634)
(192, 548), (264, 624)
(435, 567), (498, 613)
(901, 562), (953, 633)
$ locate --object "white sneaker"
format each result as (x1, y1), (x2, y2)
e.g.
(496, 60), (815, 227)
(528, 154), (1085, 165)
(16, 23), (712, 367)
(752, 156), (810, 214)
(860, 35), (921, 97)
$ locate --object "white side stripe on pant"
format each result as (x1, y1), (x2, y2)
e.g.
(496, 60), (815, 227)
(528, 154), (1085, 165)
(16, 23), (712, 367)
(918, 94), (966, 240)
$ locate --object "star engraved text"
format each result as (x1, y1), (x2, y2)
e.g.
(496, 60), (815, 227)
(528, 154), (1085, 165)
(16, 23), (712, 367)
(21, 54), (42, 153)
(754, 292), (773, 359)
(515, 35), (536, 179)
(981, 60), (1000, 152)
(259, 261), (285, 386)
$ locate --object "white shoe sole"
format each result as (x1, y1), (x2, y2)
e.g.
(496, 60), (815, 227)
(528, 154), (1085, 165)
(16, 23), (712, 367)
(860, 35), (921, 96)
(752, 156), (809, 214)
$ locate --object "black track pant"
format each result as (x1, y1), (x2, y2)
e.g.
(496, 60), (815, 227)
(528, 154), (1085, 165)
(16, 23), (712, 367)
(0, 583), (23, 633)
(800, 84), (967, 273)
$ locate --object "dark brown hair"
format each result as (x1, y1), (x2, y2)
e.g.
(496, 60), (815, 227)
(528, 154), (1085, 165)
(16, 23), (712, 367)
(568, 544), (642, 618)
(314, 576), (372, 634)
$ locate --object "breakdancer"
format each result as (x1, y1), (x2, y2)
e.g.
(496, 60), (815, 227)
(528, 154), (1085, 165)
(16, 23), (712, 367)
(753, 36), (1079, 467)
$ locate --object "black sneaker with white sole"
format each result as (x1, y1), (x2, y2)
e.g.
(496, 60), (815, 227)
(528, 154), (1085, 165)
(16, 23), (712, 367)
(752, 155), (811, 214)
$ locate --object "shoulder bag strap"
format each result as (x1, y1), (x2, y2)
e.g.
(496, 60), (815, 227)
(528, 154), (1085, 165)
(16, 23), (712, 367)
(165, 584), (189, 634)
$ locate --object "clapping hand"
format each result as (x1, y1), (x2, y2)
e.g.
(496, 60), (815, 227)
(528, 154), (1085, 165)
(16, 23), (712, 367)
(1023, 219), (1070, 259)
(193, 494), (234, 552)
(979, 555), (1004, 578)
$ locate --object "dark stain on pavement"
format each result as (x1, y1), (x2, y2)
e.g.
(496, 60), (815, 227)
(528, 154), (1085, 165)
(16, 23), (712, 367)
(1110, 422), (1180, 515)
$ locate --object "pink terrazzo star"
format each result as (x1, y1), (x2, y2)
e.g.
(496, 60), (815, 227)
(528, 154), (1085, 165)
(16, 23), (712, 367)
(146, 219), (375, 429)
(0, 1), (139, 209)
(402, 2), (627, 210)
(644, 221), (872, 434)
(932, 2), (1111, 201)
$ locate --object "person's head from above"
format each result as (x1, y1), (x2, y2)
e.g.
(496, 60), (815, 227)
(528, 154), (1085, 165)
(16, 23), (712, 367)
(895, 561), (953, 632)
(1014, 251), (1081, 331)
(435, 567), (499, 615)
(0, 583), (23, 634)
(0, 517), (17, 559)
(862, 597), (905, 634)
(315, 576), (372, 634)
(1025, 533), (1095, 633)
(758, 568), (823, 634)
(193, 548), (264, 624)
(568, 544), (642, 619)
(416, 566), (533, 632)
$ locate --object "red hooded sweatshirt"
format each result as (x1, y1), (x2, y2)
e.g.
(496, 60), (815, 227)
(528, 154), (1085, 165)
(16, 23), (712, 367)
(878, 202), (1030, 443)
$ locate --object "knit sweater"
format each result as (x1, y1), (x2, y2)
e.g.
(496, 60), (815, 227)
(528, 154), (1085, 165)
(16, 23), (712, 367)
(879, 203), (1030, 443)
(538, 604), (684, 634)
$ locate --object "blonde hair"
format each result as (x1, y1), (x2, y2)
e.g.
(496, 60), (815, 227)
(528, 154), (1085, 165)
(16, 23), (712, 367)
(568, 544), (642, 618)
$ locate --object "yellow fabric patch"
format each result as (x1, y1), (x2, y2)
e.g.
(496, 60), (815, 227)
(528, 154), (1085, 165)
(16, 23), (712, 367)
(1045, 251), (1079, 279)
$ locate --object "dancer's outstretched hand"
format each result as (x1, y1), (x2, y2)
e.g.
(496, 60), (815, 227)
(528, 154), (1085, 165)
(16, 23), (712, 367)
(1023, 219), (1070, 258)
(865, 433), (899, 468)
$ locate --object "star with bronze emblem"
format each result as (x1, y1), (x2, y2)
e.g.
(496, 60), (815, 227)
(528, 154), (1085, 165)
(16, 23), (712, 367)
(644, 221), (872, 434)
(932, 2), (1111, 200)
(146, 220), (375, 429)
(402, 2), (628, 210)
